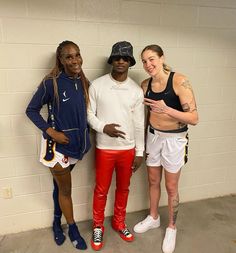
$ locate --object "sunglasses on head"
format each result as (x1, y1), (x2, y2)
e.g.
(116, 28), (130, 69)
(113, 56), (130, 62)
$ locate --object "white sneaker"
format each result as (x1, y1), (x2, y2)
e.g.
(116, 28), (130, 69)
(133, 215), (160, 233)
(162, 227), (177, 253)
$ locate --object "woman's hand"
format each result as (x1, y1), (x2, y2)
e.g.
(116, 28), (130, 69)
(143, 98), (169, 114)
(46, 127), (69, 144)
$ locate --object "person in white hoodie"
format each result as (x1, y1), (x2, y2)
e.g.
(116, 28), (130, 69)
(87, 41), (145, 251)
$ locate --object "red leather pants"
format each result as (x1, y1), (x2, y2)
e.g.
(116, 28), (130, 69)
(93, 148), (135, 230)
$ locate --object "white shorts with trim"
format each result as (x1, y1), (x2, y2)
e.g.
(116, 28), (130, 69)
(146, 126), (188, 173)
(39, 137), (78, 168)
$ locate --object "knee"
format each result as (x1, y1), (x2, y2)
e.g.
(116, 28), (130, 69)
(116, 187), (129, 194)
(165, 183), (178, 197)
(149, 177), (161, 187)
(94, 185), (109, 198)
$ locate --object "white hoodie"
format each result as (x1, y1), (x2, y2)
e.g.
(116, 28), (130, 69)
(87, 74), (144, 156)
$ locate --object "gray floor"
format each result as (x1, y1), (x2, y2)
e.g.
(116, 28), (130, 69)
(1, 195), (236, 253)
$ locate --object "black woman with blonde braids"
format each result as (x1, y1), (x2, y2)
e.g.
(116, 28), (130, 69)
(26, 40), (91, 250)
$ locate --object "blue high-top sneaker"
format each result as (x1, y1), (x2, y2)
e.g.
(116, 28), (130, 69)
(52, 218), (66, 245)
(68, 223), (87, 250)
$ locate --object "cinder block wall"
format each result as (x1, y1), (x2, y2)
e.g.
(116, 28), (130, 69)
(0, 0), (236, 235)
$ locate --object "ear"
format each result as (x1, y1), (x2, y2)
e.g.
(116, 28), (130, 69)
(160, 55), (165, 64)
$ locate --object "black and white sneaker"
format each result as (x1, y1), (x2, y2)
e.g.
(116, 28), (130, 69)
(118, 227), (134, 242)
(91, 226), (104, 251)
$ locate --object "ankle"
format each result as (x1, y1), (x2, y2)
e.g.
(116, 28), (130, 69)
(68, 222), (77, 231)
(168, 224), (176, 229)
(150, 213), (159, 220)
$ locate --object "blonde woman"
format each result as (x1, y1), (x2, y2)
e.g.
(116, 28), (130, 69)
(134, 44), (198, 253)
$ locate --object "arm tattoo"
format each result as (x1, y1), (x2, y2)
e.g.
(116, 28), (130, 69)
(182, 103), (190, 112)
(178, 122), (186, 129)
(181, 79), (193, 90)
(182, 103), (197, 113)
(181, 96), (198, 112)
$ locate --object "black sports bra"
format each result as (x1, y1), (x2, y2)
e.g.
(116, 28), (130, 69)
(145, 72), (183, 112)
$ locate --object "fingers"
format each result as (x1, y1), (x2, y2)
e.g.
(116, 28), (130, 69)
(54, 138), (69, 144)
(116, 133), (126, 139)
(54, 132), (69, 144)
(131, 162), (140, 173)
(132, 157), (143, 172)
(144, 98), (165, 105)
(151, 104), (168, 114)
(116, 129), (126, 135)
(143, 98), (167, 113)
(112, 123), (121, 127)
(61, 133), (69, 144)
(131, 159), (137, 172)
(109, 124), (126, 138)
(58, 138), (69, 145)
(104, 123), (126, 138)
(64, 135), (69, 141)
(143, 101), (153, 106)
(144, 98), (154, 103)
(63, 138), (69, 144)
(143, 98), (157, 107)
(111, 130), (126, 138)
(131, 165), (138, 172)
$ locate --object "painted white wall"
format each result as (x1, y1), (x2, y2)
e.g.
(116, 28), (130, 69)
(0, 0), (236, 235)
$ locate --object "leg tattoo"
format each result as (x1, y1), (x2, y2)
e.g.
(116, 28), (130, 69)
(172, 196), (179, 225)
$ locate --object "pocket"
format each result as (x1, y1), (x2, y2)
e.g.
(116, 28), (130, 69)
(176, 134), (189, 164)
(79, 127), (91, 154)
(65, 130), (80, 154)
(175, 135), (188, 150)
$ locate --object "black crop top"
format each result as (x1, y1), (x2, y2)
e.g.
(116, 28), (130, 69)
(145, 72), (183, 112)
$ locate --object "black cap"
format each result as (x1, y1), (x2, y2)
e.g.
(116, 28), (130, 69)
(107, 41), (136, 66)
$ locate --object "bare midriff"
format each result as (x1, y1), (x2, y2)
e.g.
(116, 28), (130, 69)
(149, 111), (186, 131)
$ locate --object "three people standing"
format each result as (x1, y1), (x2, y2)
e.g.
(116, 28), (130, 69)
(26, 41), (198, 253)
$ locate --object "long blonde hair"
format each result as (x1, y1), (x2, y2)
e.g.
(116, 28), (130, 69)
(141, 44), (171, 74)
(43, 40), (89, 108)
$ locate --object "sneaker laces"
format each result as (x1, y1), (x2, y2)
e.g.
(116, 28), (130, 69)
(93, 227), (103, 243)
(120, 228), (132, 237)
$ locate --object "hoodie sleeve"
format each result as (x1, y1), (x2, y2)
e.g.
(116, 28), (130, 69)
(25, 81), (52, 133)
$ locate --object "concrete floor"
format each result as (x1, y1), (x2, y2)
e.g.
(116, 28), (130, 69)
(0, 195), (236, 253)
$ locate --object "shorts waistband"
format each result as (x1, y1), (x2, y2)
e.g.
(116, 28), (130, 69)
(149, 125), (187, 137)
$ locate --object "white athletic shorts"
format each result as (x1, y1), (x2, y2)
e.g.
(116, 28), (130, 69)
(39, 137), (78, 168)
(146, 125), (189, 173)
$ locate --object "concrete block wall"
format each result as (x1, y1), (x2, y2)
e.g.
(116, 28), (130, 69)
(0, 0), (236, 235)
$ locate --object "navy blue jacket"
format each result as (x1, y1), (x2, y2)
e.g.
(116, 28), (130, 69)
(26, 72), (91, 159)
